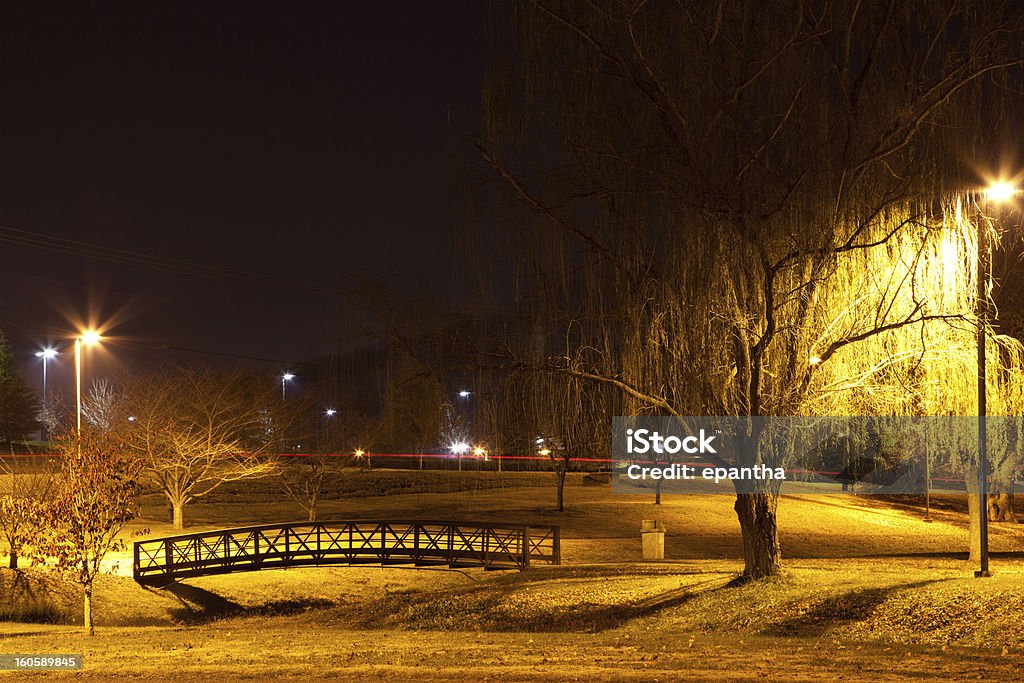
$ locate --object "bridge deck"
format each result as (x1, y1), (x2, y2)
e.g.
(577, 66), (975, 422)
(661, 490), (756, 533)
(133, 520), (560, 584)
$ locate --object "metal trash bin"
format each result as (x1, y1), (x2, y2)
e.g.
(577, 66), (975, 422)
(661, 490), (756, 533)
(641, 519), (665, 560)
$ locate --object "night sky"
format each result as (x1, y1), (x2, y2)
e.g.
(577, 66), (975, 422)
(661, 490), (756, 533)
(0, 3), (486, 392)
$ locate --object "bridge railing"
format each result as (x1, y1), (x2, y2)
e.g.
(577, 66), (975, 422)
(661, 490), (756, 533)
(134, 520), (560, 584)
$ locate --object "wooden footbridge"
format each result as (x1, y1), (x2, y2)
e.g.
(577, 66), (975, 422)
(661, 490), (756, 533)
(133, 520), (561, 585)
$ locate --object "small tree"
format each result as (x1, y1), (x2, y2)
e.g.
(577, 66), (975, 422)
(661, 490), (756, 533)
(279, 403), (379, 520)
(33, 429), (139, 635)
(0, 456), (55, 568)
(279, 456), (334, 521)
(124, 368), (281, 530)
(80, 378), (122, 432)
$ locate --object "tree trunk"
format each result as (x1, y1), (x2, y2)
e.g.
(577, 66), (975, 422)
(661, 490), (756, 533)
(966, 463), (982, 562)
(308, 498), (318, 522)
(8, 549), (16, 569)
(173, 502), (184, 530)
(83, 584), (94, 635)
(556, 469), (566, 511)
(734, 492), (782, 580)
(988, 485), (1016, 522)
(655, 478), (663, 505)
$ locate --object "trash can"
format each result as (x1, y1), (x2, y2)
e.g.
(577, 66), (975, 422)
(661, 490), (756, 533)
(641, 519), (665, 560)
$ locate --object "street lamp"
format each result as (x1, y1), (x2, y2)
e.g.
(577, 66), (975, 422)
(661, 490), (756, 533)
(35, 347), (58, 401)
(458, 390), (471, 398)
(35, 348), (58, 439)
(75, 331), (102, 432)
(974, 181), (1017, 578)
(281, 372), (295, 400)
(325, 408), (336, 417)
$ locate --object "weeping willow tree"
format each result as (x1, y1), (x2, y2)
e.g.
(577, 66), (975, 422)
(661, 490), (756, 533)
(481, 1), (1024, 578)
(798, 197), (1024, 558)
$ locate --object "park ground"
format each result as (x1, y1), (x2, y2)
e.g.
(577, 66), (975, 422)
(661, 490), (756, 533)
(2, 471), (1024, 680)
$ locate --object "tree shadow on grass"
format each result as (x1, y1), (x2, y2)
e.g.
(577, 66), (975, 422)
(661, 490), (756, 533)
(354, 576), (726, 633)
(762, 578), (952, 637)
(245, 598), (336, 617)
(860, 550), (1024, 559)
(495, 583), (708, 632)
(0, 569), (74, 624)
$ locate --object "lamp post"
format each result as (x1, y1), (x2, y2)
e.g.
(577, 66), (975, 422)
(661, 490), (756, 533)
(35, 348), (58, 439)
(281, 372), (295, 401)
(975, 181), (1015, 578)
(35, 346), (57, 402)
(75, 331), (102, 433)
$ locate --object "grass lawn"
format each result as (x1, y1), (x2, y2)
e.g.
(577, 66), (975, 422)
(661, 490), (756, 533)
(2, 471), (1023, 680)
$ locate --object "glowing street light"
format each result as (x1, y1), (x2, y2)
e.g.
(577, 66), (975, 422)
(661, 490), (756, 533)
(281, 372), (295, 400)
(80, 330), (102, 346)
(35, 347), (58, 402)
(985, 181), (1016, 204)
(458, 390), (471, 398)
(75, 331), (102, 433)
(325, 408), (336, 417)
(449, 441), (469, 455)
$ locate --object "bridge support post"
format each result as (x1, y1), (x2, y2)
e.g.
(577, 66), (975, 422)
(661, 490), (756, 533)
(522, 528), (530, 569)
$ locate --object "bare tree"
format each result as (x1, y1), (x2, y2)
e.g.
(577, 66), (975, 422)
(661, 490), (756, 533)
(278, 456), (332, 522)
(123, 368), (280, 530)
(81, 378), (121, 432)
(277, 398), (377, 520)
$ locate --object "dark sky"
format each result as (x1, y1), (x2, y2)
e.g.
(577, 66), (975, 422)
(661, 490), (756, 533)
(0, 3), (487, 392)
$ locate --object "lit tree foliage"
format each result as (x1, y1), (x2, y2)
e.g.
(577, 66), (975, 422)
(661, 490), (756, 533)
(0, 456), (55, 568)
(482, 1), (1024, 578)
(33, 428), (139, 635)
